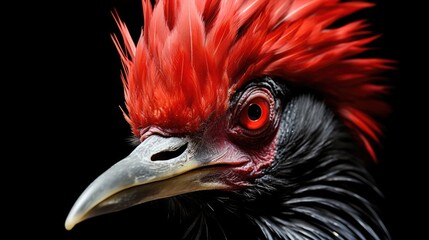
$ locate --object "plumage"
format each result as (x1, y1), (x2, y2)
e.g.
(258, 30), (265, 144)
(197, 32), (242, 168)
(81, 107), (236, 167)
(113, 0), (390, 159)
(65, 0), (392, 239)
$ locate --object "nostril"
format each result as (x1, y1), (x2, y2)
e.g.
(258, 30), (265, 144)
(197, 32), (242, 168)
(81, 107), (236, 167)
(151, 143), (188, 161)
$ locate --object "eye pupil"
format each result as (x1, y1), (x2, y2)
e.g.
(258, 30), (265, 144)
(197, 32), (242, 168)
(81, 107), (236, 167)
(239, 96), (270, 130)
(248, 103), (262, 120)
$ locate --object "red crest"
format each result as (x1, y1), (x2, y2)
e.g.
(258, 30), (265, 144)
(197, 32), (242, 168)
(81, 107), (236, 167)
(113, 0), (391, 160)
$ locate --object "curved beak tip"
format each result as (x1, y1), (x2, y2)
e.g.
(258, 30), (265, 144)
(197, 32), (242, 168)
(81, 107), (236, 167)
(65, 211), (81, 230)
(65, 219), (75, 231)
(65, 204), (88, 231)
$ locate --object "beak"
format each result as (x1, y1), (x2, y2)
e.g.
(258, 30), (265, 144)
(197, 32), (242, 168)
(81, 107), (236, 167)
(65, 135), (236, 230)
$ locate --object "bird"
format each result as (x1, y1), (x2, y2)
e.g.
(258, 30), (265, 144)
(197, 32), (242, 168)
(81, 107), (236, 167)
(65, 0), (392, 239)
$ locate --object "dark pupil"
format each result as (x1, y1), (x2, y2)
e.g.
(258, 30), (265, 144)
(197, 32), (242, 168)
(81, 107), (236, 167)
(248, 103), (262, 120)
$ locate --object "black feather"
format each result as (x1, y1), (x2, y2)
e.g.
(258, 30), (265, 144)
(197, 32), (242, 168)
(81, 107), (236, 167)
(156, 93), (390, 240)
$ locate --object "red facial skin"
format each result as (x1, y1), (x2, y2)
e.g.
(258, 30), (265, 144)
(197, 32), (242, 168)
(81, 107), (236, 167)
(201, 115), (278, 189)
(138, 88), (279, 190)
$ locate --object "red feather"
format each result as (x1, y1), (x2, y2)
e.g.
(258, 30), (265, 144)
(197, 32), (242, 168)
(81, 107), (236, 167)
(112, 0), (392, 161)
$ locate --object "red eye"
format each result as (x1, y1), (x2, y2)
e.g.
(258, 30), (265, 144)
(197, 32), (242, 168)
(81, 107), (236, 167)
(239, 97), (270, 130)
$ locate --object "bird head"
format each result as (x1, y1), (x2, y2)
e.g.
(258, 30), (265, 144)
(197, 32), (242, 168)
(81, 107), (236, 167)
(66, 0), (391, 239)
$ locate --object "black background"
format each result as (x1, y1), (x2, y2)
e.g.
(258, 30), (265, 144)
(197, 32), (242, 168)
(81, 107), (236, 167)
(9, 0), (424, 239)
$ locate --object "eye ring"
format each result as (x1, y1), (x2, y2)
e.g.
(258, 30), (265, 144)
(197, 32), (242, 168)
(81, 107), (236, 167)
(239, 97), (270, 130)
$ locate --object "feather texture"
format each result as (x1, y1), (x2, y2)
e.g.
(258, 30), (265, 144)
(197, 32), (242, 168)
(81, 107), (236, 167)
(112, 0), (391, 160)
(156, 95), (390, 239)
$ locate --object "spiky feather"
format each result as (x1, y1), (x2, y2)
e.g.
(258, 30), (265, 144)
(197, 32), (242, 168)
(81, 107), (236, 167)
(112, 0), (391, 160)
